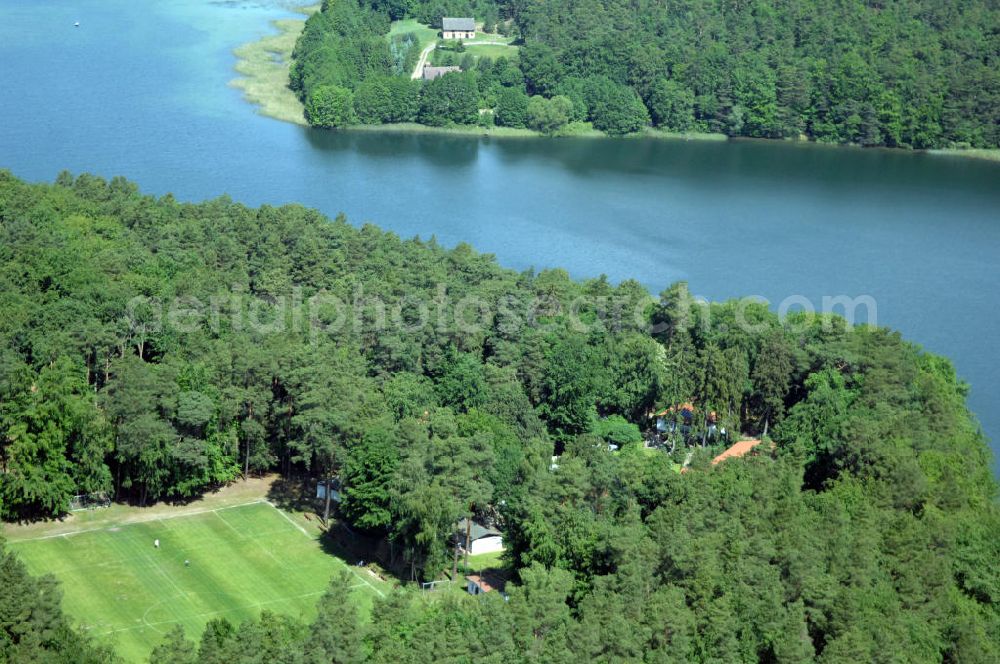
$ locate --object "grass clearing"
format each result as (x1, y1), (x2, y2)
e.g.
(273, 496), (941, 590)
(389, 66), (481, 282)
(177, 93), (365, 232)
(431, 44), (518, 66)
(230, 5), (319, 126)
(460, 550), (505, 573)
(431, 33), (519, 66)
(460, 41), (519, 62)
(9, 501), (386, 663)
(388, 19), (439, 51)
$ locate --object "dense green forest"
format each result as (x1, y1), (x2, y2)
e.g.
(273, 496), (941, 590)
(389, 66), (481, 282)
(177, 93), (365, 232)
(291, 0), (1000, 146)
(1, 169), (999, 661)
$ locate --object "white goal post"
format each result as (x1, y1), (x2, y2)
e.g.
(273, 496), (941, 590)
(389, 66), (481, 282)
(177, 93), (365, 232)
(421, 580), (449, 592)
(68, 492), (112, 512)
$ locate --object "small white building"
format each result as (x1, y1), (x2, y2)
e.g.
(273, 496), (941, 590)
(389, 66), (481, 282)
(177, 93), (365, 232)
(442, 17), (475, 40)
(454, 518), (504, 555)
(316, 478), (342, 503)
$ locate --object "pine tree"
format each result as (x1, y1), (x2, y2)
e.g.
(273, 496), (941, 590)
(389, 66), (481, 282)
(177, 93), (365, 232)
(751, 330), (794, 436)
(304, 572), (365, 664)
(149, 625), (196, 664)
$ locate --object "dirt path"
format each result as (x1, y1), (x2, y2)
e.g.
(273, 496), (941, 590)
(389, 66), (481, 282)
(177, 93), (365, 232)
(4, 476), (280, 542)
(411, 42), (436, 79)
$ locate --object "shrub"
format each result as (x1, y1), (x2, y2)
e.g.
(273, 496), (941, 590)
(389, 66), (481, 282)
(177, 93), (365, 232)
(418, 72), (479, 126)
(495, 87), (529, 128)
(585, 77), (650, 135)
(594, 415), (642, 447)
(526, 95), (574, 134)
(648, 79), (695, 132)
(305, 85), (356, 128)
(353, 78), (392, 124)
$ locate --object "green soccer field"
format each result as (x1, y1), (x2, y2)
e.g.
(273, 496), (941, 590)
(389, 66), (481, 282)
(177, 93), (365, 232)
(9, 502), (385, 663)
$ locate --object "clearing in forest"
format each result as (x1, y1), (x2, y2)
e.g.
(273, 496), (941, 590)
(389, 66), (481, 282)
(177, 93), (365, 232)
(8, 501), (386, 663)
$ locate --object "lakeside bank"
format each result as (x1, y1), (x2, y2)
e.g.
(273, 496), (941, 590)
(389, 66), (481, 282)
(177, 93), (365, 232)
(229, 5), (318, 126)
(343, 122), (727, 142)
(929, 148), (1000, 163)
(229, 12), (726, 143)
(230, 11), (999, 159)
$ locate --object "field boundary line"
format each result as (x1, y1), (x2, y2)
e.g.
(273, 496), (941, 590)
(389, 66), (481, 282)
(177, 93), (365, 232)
(264, 500), (311, 537)
(15, 526), (111, 542)
(264, 501), (385, 598)
(101, 589), (327, 635)
(214, 510), (288, 568)
(346, 564), (387, 598)
(350, 568), (386, 598)
(19, 527), (302, 577)
(11, 500), (269, 542)
(213, 509), (248, 539)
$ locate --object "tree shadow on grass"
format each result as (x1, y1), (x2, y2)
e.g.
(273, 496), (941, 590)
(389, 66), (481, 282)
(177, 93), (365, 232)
(456, 552), (512, 592)
(318, 522), (411, 586)
(266, 475), (317, 513)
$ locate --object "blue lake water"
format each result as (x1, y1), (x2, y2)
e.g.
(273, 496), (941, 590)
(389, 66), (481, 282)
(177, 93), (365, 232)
(1, 0), (999, 469)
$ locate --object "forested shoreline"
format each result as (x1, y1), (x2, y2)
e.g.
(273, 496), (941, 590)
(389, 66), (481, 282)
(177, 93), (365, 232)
(2, 169), (999, 661)
(288, 0), (1000, 148)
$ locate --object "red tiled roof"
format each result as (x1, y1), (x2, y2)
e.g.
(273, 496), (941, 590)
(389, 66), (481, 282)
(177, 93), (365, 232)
(467, 574), (495, 593)
(656, 402), (695, 417)
(711, 439), (763, 465)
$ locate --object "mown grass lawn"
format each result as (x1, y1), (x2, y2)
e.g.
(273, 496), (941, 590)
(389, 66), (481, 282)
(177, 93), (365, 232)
(461, 41), (519, 62)
(432, 37), (519, 66)
(388, 18), (439, 51)
(460, 550), (505, 573)
(9, 502), (386, 663)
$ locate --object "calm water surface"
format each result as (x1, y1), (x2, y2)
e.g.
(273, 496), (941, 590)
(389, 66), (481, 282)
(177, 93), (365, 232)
(2, 0), (998, 469)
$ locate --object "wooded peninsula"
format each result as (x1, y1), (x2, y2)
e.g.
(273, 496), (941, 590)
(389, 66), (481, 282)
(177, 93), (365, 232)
(2, 170), (999, 662)
(285, 0), (1000, 150)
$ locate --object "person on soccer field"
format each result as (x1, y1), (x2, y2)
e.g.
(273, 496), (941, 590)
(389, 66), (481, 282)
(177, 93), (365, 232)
(154, 539), (159, 548)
